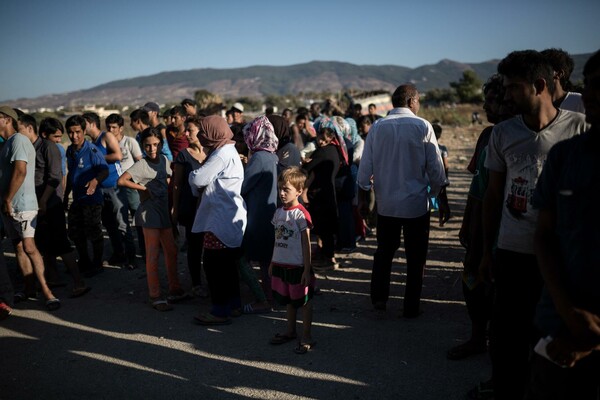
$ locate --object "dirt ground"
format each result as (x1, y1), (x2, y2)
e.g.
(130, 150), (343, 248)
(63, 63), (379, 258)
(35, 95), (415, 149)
(0, 124), (491, 400)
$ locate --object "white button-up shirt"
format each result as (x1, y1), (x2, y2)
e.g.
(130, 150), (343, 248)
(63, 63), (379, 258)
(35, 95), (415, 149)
(357, 108), (448, 219)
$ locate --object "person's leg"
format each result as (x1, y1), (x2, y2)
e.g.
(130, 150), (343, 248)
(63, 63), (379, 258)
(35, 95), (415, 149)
(0, 248), (14, 307)
(202, 247), (239, 318)
(116, 187), (137, 266)
(68, 204), (92, 272)
(60, 251), (86, 290)
(142, 228), (162, 300)
(12, 238), (36, 295)
(402, 212), (430, 317)
(300, 300), (313, 343)
(22, 237), (56, 301)
(491, 249), (543, 400)
(184, 225), (202, 287)
(286, 303), (298, 337)
(370, 214), (402, 308)
(238, 256), (267, 303)
(101, 188), (125, 263)
(158, 228), (181, 294)
(83, 204), (105, 271)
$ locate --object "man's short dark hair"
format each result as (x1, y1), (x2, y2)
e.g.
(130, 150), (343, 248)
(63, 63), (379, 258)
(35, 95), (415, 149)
(18, 114), (37, 135)
(65, 115), (87, 131)
(105, 113), (124, 127)
(170, 105), (186, 118)
(392, 84), (418, 108)
(129, 109), (150, 125)
(82, 112), (101, 129)
(39, 117), (64, 136)
(181, 98), (196, 107)
(541, 48), (575, 90)
(483, 74), (504, 96)
(497, 50), (555, 94)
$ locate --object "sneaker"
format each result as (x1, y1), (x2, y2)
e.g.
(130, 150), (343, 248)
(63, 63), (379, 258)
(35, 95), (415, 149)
(0, 302), (13, 321)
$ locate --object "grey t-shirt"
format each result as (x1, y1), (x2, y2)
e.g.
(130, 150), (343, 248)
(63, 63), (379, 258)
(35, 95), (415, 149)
(485, 110), (587, 254)
(0, 132), (38, 212)
(126, 155), (172, 229)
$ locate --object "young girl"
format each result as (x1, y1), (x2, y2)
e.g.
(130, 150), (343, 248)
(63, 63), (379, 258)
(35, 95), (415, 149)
(117, 127), (185, 312)
(269, 166), (316, 354)
(188, 116), (246, 325)
(171, 116), (207, 298)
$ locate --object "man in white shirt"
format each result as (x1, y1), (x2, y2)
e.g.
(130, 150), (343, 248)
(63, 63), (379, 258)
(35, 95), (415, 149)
(357, 84), (450, 318)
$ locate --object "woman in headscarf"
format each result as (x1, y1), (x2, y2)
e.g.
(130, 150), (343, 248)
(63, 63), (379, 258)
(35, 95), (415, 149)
(238, 115), (279, 314)
(267, 114), (301, 172)
(189, 116), (247, 325)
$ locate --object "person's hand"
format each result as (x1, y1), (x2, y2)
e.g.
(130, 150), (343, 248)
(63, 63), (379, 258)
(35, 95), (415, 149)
(563, 308), (600, 346)
(546, 336), (595, 368)
(437, 188), (451, 227)
(38, 201), (47, 216)
(85, 179), (98, 196)
(171, 207), (178, 225)
(139, 187), (152, 202)
(63, 197), (70, 212)
(268, 263), (273, 277)
(1, 200), (12, 216)
(301, 191), (309, 206)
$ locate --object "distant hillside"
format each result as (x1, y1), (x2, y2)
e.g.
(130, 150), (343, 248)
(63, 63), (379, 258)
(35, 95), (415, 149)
(6, 54), (591, 110)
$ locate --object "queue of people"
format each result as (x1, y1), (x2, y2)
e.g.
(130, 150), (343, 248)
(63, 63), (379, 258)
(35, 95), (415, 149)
(0, 48), (599, 398)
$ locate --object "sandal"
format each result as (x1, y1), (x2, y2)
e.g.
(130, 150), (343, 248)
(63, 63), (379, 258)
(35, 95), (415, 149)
(243, 303), (272, 314)
(166, 290), (192, 303)
(151, 299), (173, 312)
(193, 312), (231, 326)
(294, 341), (316, 354)
(45, 298), (61, 311)
(269, 333), (297, 345)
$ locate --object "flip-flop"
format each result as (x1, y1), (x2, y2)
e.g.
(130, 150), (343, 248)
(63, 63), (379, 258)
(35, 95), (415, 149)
(151, 299), (173, 312)
(193, 313), (231, 326)
(294, 341), (317, 354)
(243, 303), (272, 314)
(69, 286), (91, 298)
(45, 298), (61, 311)
(269, 333), (297, 345)
(166, 291), (192, 303)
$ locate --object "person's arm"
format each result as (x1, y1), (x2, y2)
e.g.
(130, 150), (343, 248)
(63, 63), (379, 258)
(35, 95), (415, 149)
(300, 228), (312, 286)
(63, 171), (72, 211)
(357, 129), (374, 217)
(2, 160), (27, 215)
(536, 208), (600, 346)
(128, 137), (143, 162)
(188, 151), (224, 190)
(103, 131), (123, 163)
(479, 170), (505, 283)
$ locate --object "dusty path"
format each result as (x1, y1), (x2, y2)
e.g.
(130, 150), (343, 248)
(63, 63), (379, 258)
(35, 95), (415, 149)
(0, 125), (491, 400)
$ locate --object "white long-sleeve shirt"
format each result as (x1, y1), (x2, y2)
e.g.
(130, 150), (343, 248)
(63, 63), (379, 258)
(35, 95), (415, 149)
(357, 108), (448, 219)
(188, 144), (246, 247)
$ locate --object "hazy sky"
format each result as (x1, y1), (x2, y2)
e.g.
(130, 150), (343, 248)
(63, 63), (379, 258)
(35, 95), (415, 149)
(1, 0), (599, 102)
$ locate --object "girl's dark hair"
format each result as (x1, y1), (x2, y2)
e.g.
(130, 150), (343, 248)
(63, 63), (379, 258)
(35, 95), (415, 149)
(139, 127), (163, 146)
(318, 127), (336, 139)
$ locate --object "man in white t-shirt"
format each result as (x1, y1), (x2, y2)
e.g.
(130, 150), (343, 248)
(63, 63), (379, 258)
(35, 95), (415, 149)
(480, 50), (588, 400)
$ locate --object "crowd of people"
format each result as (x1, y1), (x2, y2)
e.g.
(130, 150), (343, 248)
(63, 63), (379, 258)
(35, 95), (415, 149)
(0, 47), (599, 398)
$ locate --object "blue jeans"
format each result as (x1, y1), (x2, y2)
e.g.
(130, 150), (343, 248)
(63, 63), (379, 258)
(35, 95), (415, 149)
(102, 187), (136, 263)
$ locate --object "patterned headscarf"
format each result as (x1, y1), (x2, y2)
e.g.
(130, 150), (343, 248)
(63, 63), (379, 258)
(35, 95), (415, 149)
(344, 117), (361, 146)
(243, 115), (279, 153)
(198, 115), (235, 150)
(313, 116), (349, 165)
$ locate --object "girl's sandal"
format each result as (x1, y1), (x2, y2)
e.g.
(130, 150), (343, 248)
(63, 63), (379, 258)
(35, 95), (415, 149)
(151, 299), (173, 312)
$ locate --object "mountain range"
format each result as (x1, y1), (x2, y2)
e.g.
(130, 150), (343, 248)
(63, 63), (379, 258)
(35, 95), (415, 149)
(8, 54), (591, 110)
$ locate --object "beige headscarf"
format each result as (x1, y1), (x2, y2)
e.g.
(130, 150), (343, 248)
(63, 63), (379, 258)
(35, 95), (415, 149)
(198, 115), (235, 150)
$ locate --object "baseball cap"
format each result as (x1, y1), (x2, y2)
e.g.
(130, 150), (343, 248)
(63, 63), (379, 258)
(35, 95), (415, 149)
(0, 106), (18, 122)
(230, 102), (244, 113)
(142, 102), (160, 113)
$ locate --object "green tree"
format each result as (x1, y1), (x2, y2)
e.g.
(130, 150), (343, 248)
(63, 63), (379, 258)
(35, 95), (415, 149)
(450, 70), (484, 104)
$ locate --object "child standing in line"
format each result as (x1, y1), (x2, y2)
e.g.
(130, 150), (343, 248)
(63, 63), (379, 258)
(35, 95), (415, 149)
(269, 166), (316, 354)
(117, 127), (185, 312)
